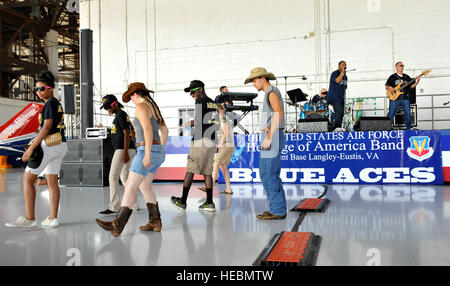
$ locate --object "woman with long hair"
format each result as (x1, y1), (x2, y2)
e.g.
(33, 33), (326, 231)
(5, 71), (68, 228)
(96, 82), (168, 237)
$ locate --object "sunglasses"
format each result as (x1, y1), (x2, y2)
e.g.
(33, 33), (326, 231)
(34, 86), (52, 92)
(190, 87), (201, 95)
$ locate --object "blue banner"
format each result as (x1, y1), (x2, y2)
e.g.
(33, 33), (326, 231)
(219, 130), (443, 185)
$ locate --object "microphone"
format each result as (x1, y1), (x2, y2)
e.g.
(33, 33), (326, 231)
(346, 69), (356, 72)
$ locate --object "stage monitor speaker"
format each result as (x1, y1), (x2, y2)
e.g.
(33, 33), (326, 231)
(394, 104), (417, 128)
(354, 116), (392, 131)
(297, 118), (329, 133)
(61, 85), (76, 114)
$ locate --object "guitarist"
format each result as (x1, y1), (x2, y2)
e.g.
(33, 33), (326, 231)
(385, 61), (421, 130)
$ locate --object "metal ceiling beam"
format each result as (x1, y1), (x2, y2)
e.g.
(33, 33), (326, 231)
(1, 56), (47, 72)
(0, 0), (61, 8)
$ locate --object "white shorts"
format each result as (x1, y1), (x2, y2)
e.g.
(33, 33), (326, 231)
(25, 141), (68, 176)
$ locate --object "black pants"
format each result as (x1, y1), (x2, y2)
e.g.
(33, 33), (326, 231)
(331, 99), (344, 129)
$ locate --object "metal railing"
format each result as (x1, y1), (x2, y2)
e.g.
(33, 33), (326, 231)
(68, 93), (450, 139)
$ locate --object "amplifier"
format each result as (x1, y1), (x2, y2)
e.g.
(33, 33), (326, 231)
(394, 104), (417, 128)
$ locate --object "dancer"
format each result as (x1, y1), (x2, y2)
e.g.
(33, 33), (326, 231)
(171, 80), (218, 212)
(5, 71), (68, 228)
(96, 82), (168, 236)
(98, 94), (138, 215)
(244, 67), (287, 220)
(199, 103), (235, 194)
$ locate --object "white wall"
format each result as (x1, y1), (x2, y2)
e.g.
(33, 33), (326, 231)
(0, 98), (32, 126)
(80, 0), (450, 133)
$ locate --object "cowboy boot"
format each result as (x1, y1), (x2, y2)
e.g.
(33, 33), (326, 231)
(139, 202), (162, 232)
(111, 206), (133, 237)
(96, 218), (114, 232)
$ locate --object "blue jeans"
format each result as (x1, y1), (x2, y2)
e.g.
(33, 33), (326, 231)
(330, 99), (344, 129)
(259, 129), (286, 216)
(388, 99), (411, 129)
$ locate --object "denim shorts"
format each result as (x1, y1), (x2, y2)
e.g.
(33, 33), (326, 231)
(130, 144), (165, 176)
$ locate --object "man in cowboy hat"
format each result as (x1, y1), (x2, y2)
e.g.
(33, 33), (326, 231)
(245, 67), (287, 220)
(98, 94), (138, 215)
(171, 80), (219, 212)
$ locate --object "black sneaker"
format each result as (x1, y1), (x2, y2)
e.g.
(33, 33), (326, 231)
(171, 196), (187, 211)
(199, 202), (216, 212)
(99, 209), (116, 215)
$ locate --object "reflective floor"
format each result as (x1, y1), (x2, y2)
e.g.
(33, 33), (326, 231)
(1, 168), (450, 266)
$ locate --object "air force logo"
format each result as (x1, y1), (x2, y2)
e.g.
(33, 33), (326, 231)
(406, 136), (434, 161)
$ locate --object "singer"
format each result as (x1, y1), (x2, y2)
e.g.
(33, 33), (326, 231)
(327, 61), (348, 130)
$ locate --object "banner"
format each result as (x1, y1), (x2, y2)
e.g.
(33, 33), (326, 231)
(220, 130), (443, 185)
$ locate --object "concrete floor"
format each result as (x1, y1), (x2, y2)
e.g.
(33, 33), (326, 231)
(1, 168), (450, 266)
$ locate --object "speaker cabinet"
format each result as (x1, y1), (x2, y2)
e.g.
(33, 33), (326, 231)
(60, 163), (107, 187)
(354, 116), (392, 131)
(63, 139), (113, 162)
(297, 118), (329, 133)
(61, 85), (76, 114)
(60, 138), (114, 187)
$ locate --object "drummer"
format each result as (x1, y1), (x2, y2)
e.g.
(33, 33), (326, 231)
(311, 88), (328, 104)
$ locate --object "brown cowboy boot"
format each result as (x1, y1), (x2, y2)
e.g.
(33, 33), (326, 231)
(139, 202), (162, 232)
(96, 218), (114, 232)
(111, 206), (133, 237)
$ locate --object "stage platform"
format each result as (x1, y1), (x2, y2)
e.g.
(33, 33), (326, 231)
(1, 168), (450, 266)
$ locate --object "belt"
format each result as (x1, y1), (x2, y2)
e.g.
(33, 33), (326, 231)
(137, 140), (160, 147)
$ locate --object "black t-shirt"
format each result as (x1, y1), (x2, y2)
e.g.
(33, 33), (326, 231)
(39, 97), (66, 142)
(312, 94), (327, 104)
(111, 109), (135, 150)
(193, 95), (218, 141)
(386, 73), (413, 100)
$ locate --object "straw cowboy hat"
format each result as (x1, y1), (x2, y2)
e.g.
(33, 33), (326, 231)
(244, 67), (276, 84)
(122, 82), (154, 103)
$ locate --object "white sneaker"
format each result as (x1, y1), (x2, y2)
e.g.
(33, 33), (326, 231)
(41, 217), (59, 228)
(5, 216), (37, 228)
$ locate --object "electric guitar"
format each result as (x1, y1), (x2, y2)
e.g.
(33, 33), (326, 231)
(386, 70), (431, 101)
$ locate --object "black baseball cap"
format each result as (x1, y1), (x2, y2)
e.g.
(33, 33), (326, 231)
(27, 145), (44, 169)
(100, 94), (123, 110)
(184, 80), (205, 93)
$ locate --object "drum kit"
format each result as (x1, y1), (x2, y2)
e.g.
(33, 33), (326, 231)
(299, 100), (332, 120)
(287, 88), (335, 131)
